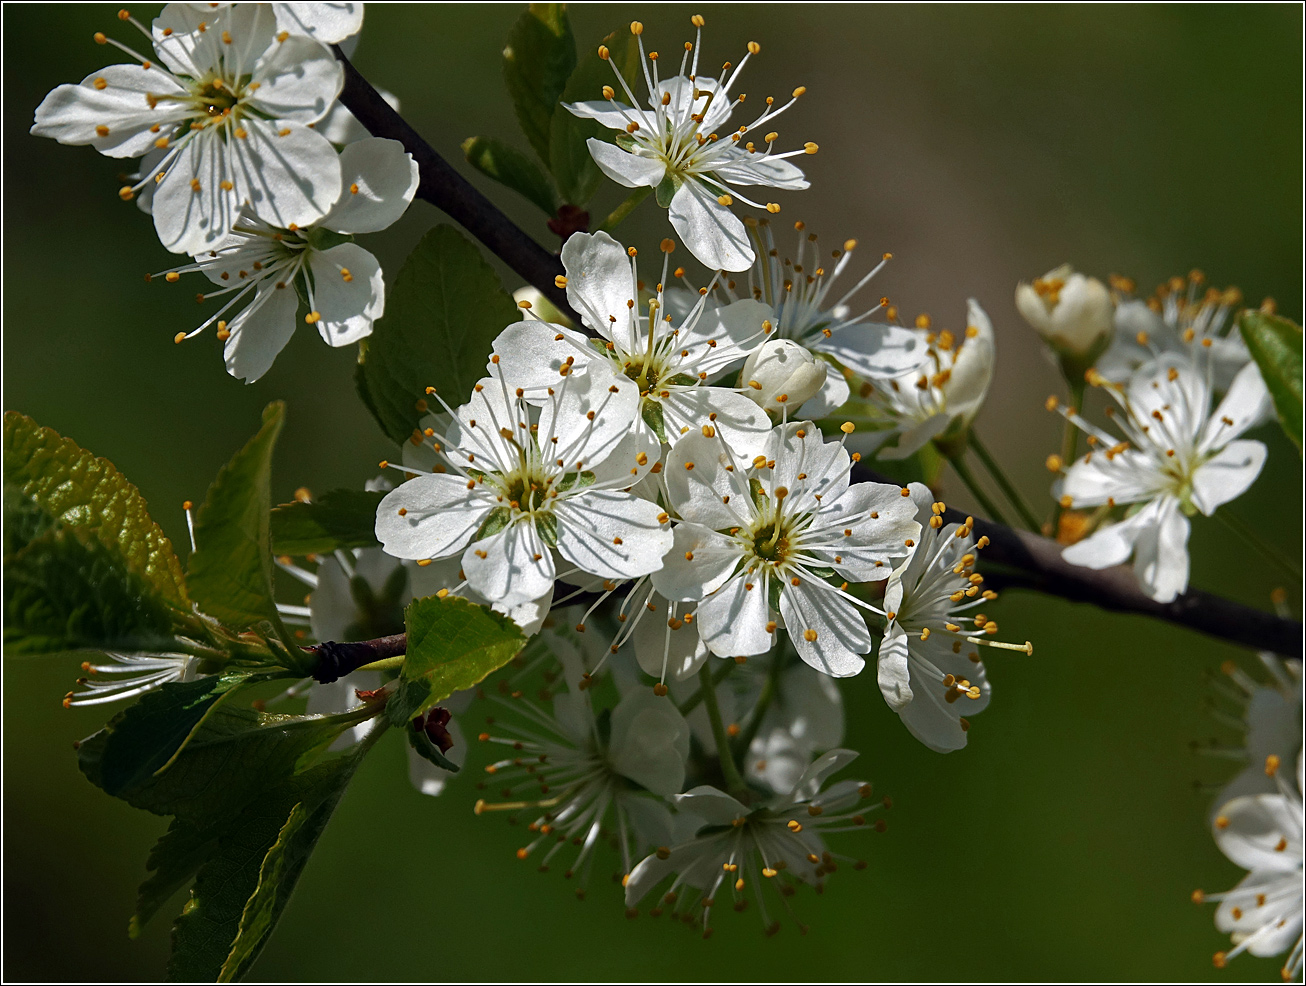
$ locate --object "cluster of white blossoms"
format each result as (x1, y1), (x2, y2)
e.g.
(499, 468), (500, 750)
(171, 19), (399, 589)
(32, 3), (422, 381)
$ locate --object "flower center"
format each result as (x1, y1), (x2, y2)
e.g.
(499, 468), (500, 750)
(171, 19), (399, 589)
(749, 521), (792, 565)
(195, 78), (240, 116)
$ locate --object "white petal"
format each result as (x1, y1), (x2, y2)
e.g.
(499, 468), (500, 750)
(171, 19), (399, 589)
(31, 65), (189, 158)
(681, 299), (774, 374)
(818, 322), (929, 379)
(539, 367), (640, 473)
(786, 748), (859, 804)
(767, 421), (850, 515)
(1061, 498), (1163, 571)
(780, 581), (870, 678)
(777, 663), (845, 750)
(651, 524), (739, 602)
(876, 413), (949, 460)
(564, 100), (653, 132)
(221, 281), (300, 382)
(317, 86), (400, 146)
(1213, 794), (1302, 873)
(376, 473), (491, 561)
(876, 625), (913, 711)
(943, 299), (995, 421)
(1060, 448), (1163, 508)
(152, 4), (270, 79)
(608, 688), (690, 796)
(660, 388), (771, 457)
(798, 362), (851, 419)
(1189, 440), (1267, 515)
(807, 481), (921, 580)
(561, 230), (641, 345)
(248, 34), (345, 125)
(273, 2), (365, 44)
(672, 785), (750, 826)
(662, 431), (749, 530)
(1132, 497), (1190, 602)
(695, 572), (775, 657)
(307, 243), (383, 346)
(490, 321), (594, 398)
(631, 592), (709, 681)
(553, 491), (672, 581)
(1202, 360), (1273, 451)
(585, 138), (666, 189)
(668, 180), (754, 273)
(320, 137), (419, 233)
(711, 153), (810, 191)
(461, 519), (555, 608)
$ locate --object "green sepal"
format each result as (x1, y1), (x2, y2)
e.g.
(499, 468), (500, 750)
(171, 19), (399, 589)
(534, 511), (559, 548)
(767, 574), (784, 614)
(406, 726), (461, 773)
(475, 506), (512, 541)
(356, 225), (518, 445)
(641, 398), (668, 442)
(555, 470), (596, 493)
(748, 477), (768, 512)
(655, 172), (680, 209)
(502, 3), (576, 165)
(269, 489), (385, 557)
(1238, 310), (1303, 453)
(387, 594), (526, 726)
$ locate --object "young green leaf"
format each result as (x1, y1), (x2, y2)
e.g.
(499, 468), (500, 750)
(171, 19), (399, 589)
(3, 411), (189, 607)
(356, 225), (518, 445)
(502, 3), (577, 164)
(1238, 310), (1303, 453)
(549, 30), (639, 206)
(462, 136), (562, 215)
(387, 594), (526, 725)
(187, 403), (288, 638)
(269, 488), (385, 556)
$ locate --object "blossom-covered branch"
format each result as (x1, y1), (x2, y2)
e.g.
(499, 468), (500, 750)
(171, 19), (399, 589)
(335, 47), (1301, 659)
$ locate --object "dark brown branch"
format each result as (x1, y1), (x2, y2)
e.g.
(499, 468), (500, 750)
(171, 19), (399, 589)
(332, 52), (1302, 658)
(307, 633), (407, 683)
(853, 463), (1302, 655)
(332, 47), (579, 323)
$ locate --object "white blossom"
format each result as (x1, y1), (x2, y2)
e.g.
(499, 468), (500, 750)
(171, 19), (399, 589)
(153, 136), (417, 381)
(566, 17), (813, 272)
(271, 2), (364, 44)
(740, 339), (828, 417)
(654, 421), (919, 676)
(1197, 753), (1304, 980)
(492, 231), (772, 455)
(850, 300), (996, 460)
(376, 366), (671, 608)
(1210, 656), (1304, 813)
(745, 661), (844, 795)
(32, 3), (345, 254)
(623, 749), (883, 934)
(1053, 355), (1271, 602)
(676, 221), (927, 416)
(1098, 272), (1255, 391)
(1015, 264), (1113, 357)
(878, 484), (1031, 753)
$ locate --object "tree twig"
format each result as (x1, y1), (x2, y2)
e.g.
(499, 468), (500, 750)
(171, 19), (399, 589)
(332, 46), (579, 323)
(333, 52), (1303, 660)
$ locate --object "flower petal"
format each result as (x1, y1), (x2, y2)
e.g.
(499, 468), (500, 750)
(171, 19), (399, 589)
(711, 153), (810, 191)
(806, 481), (922, 580)
(651, 523), (739, 602)
(376, 472), (492, 562)
(1212, 793), (1302, 873)
(320, 137), (419, 233)
(695, 572), (776, 657)
(561, 230), (641, 347)
(1189, 440), (1267, 515)
(817, 321), (928, 379)
(491, 320), (594, 398)
(273, 2), (365, 44)
(1202, 359), (1273, 451)
(248, 34), (344, 125)
(585, 137), (666, 189)
(608, 688), (691, 796)
(668, 179), (754, 273)
(553, 490), (672, 581)
(307, 242), (384, 346)
(660, 387), (771, 457)
(221, 280), (300, 382)
(461, 519), (555, 608)
(780, 581), (870, 678)
(876, 625), (913, 711)
(663, 430), (751, 530)
(31, 64), (189, 158)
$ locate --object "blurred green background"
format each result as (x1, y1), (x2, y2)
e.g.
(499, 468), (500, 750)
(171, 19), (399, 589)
(4, 3), (1302, 981)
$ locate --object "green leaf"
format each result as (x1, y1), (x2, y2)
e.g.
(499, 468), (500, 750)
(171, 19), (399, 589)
(641, 398), (668, 442)
(387, 595), (526, 725)
(4, 508), (187, 654)
(549, 31), (639, 206)
(503, 3), (576, 164)
(406, 726), (461, 773)
(3, 411), (188, 607)
(269, 489), (384, 557)
(654, 172), (679, 208)
(462, 136), (561, 215)
(187, 403), (287, 638)
(356, 225), (519, 445)
(1239, 310), (1303, 453)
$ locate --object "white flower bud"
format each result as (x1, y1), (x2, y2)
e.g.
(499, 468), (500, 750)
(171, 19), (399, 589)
(1015, 264), (1113, 356)
(741, 339), (827, 415)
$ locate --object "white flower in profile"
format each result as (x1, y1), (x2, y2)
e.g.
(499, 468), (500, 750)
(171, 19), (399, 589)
(493, 231), (772, 455)
(153, 137), (418, 382)
(32, 4), (345, 254)
(565, 16), (813, 272)
(475, 634), (691, 884)
(1015, 263), (1113, 358)
(679, 221), (928, 416)
(271, 2), (364, 44)
(1052, 354), (1271, 603)
(853, 301), (996, 460)
(746, 661), (844, 795)
(1098, 271), (1255, 391)
(62, 652), (202, 708)
(1196, 753), (1304, 981)
(623, 749), (883, 935)
(376, 366), (671, 609)
(877, 484), (1032, 753)
(1211, 655), (1303, 813)
(654, 422), (920, 676)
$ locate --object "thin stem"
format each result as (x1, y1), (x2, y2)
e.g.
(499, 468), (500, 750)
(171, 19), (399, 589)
(731, 647), (782, 761)
(1216, 508), (1302, 581)
(968, 431), (1041, 533)
(698, 662), (748, 798)
(596, 186), (651, 233)
(947, 452), (1012, 528)
(1053, 377), (1087, 533)
(676, 659), (735, 715)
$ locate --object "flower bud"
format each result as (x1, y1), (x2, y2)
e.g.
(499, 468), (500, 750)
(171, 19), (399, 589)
(1015, 264), (1113, 357)
(741, 339), (827, 416)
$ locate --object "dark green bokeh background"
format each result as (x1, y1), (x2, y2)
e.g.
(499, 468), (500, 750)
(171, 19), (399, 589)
(4, 3), (1302, 981)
